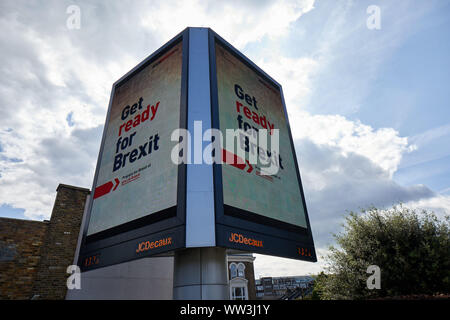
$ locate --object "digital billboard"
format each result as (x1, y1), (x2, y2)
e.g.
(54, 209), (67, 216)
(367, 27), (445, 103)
(76, 28), (315, 272)
(215, 43), (307, 228)
(87, 41), (182, 236)
(78, 31), (188, 271)
(210, 32), (316, 261)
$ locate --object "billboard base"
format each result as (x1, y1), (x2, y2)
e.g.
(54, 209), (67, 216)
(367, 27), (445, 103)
(173, 247), (229, 300)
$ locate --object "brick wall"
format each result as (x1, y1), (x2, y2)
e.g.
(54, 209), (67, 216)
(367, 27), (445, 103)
(0, 184), (89, 300)
(31, 184), (89, 299)
(0, 218), (48, 299)
(244, 260), (256, 300)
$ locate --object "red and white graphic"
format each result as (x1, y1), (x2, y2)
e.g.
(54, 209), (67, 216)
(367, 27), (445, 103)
(93, 178), (120, 199)
(222, 148), (253, 173)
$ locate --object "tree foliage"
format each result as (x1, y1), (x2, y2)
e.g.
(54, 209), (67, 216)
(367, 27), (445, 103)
(310, 272), (328, 300)
(316, 205), (450, 299)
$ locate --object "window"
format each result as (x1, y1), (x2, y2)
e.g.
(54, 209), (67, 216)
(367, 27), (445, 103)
(232, 287), (246, 300)
(229, 262), (245, 279)
(229, 263), (237, 279)
(237, 263), (245, 278)
(229, 276), (249, 300)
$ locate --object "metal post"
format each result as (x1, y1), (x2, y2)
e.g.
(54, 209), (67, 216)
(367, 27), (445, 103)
(173, 247), (229, 300)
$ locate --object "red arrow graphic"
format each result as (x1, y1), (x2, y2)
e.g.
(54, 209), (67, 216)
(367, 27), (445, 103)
(222, 149), (246, 170)
(221, 149), (274, 181)
(93, 181), (113, 199)
(93, 178), (120, 199)
(112, 178), (120, 191)
(222, 149), (255, 174)
(246, 160), (253, 173)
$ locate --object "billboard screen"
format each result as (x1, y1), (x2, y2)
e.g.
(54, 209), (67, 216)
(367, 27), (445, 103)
(78, 31), (188, 271)
(86, 41), (183, 236)
(215, 43), (307, 229)
(211, 33), (316, 262)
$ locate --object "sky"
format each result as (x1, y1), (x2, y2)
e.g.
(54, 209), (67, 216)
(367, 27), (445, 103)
(0, 0), (449, 278)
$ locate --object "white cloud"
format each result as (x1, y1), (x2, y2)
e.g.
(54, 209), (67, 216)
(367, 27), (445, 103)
(254, 248), (329, 278)
(292, 112), (416, 177)
(139, 0), (316, 48)
(405, 194), (450, 220)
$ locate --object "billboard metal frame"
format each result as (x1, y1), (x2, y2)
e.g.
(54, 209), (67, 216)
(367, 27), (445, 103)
(208, 29), (317, 262)
(78, 28), (189, 271)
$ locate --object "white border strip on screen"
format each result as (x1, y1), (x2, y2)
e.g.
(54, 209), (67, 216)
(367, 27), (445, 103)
(185, 28), (216, 247)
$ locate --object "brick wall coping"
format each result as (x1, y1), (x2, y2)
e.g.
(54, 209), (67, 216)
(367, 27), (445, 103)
(56, 184), (90, 194)
(0, 217), (49, 224)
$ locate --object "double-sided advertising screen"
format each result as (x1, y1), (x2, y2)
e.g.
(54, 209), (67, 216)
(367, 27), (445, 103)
(78, 28), (315, 272)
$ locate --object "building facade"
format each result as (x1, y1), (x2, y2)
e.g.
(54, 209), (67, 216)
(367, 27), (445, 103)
(255, 276), (315, 300)
(0, 184), (89, 299)
(227, 253), (256, 300)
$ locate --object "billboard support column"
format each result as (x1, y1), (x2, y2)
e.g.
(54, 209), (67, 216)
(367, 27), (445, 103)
(173, 247), (229, 300)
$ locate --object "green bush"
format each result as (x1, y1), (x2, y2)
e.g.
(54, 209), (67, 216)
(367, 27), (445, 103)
(316, 205), (450, 300)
